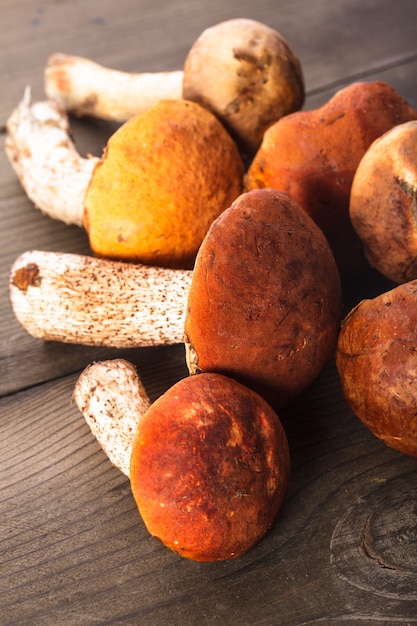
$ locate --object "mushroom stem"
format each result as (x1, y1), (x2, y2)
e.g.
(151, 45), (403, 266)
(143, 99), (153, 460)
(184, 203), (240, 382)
(10, 250), (192, 348)
(45, 53), (184, 120)
(5, 88), (97, 226)
(74, 359), (151, 476)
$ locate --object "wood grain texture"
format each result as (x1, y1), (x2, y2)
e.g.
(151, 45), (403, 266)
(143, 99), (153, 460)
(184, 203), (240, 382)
(2, 0), (417, 624)
(2, 359), (417, 625)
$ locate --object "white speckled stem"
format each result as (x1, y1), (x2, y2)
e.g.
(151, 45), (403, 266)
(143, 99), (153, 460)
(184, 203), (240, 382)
(45, 53), (184, 121)
(10, 250), (192, 348)
(5, 88), (97, 227)
(74, 359), (151, 477)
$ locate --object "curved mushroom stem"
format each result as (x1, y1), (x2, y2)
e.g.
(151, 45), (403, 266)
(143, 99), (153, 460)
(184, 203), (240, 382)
(45, 53), (184, 120)
(74, 359), (151, 477)
(10, 250), (192, 348)
(5, 88), (97, 226)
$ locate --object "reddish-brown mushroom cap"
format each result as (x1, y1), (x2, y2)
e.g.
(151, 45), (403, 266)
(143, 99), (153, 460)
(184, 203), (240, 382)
(130, 372), (290, 561)
(336, 280), (417, 456)
(349, 120), (417, 284)
(245, 81), (417, 278)
(184, 188), (342, 410)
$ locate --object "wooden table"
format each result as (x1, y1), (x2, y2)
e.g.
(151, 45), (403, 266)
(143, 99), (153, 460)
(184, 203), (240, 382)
(1, 1), (417, 623)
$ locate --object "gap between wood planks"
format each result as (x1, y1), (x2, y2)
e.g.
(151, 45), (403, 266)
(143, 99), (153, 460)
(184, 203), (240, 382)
(307, 51), (417, 98)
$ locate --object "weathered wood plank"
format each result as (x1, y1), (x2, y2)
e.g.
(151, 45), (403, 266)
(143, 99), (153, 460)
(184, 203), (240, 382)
(2, 361), (417, 624)
(2, 0), (417, 623)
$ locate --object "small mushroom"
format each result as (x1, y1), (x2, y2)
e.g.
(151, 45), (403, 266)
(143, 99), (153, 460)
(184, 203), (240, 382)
(45, 18), (304, 155)
(10, 250), (192, 347)
(349, 120), (417, 284)
(182, 18), (304, 154)
(6, 95), (244, 268)
(74, 360), (291, 561)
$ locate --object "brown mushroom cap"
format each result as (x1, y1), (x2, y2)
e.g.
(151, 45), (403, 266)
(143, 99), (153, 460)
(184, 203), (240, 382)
(182, 18), (304, 156)
(184, 188), (342, 409)
(83, 99), (244, 269)
(349, 120), (417, 284)
(130, 372), (290, 561)
(336, 280), (417, 457)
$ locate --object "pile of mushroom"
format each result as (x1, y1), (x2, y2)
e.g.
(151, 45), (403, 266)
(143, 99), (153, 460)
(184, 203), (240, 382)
(6, 16), (417, 560)
(6, 17), (305, 270)
(69, 185), (341, 561)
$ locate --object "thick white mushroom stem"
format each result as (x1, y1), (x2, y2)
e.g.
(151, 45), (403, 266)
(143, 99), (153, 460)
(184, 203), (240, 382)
(45, 53), (184, 120)
(10, 250), (192, 348)
(5, 88), (96, 226)
(74, 359), (151, 477)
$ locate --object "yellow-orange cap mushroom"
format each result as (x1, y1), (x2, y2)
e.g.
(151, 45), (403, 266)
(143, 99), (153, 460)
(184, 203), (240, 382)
(83, 99), (244, 269)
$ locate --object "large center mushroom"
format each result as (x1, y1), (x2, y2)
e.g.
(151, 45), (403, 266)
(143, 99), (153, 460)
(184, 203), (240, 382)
(184, 188), (342, 409)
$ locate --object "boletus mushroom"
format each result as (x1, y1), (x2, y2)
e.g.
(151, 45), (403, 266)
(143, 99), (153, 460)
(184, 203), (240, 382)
(184, 188), (343, 409)
(244, 81), (417, 279)
(349, 120), (417, 284)
(10, 189), (341, 401)
(6, 94), (244, 269)
(45, 18), (304, 155)
(74, 360), (291, 561)
(182, 18), (304, 155)
(336, 280), (417, 457)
